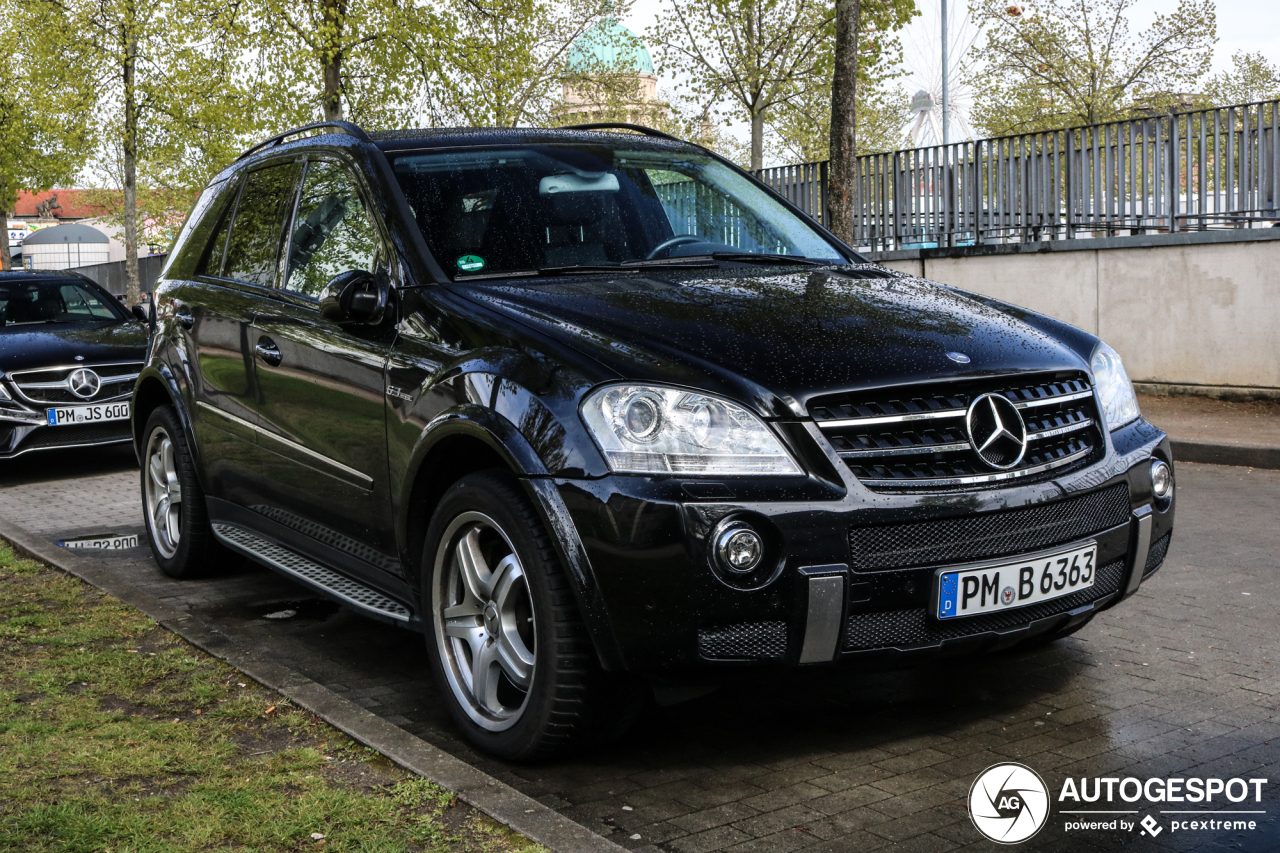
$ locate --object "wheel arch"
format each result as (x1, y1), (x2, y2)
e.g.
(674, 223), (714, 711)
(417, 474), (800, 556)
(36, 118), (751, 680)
(399, 405), (625, 670)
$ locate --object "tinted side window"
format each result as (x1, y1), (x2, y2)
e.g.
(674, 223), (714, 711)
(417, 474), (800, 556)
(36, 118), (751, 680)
(196, 190), (238, 278)
(285, 161), (380, 297)
(222, 163), (300, 287)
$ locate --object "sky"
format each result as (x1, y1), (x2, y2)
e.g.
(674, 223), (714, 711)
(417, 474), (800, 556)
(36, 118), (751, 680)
(617, 0), (1280, 158)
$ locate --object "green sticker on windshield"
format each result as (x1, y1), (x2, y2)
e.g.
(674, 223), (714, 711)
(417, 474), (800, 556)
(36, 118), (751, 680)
(456, 255), (485, 272)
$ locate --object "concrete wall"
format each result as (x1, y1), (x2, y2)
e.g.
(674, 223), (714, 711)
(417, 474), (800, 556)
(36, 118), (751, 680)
(869, 231), (1280, 391)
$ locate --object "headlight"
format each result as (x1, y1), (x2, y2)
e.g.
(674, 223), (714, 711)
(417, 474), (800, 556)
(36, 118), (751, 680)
(1090, 341), (1140, 430)
(581, 384), (802, 476)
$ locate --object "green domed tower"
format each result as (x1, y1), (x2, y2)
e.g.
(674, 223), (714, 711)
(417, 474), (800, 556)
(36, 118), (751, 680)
(562, 12), (663, 123)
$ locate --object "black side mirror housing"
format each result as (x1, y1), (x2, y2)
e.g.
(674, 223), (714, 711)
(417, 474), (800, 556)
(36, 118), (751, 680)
(131, 304), (148, 323)
(319, 270), (389, 325)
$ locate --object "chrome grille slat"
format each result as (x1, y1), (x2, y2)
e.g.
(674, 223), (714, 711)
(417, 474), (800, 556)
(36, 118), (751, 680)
(810, 373), (1101, 490)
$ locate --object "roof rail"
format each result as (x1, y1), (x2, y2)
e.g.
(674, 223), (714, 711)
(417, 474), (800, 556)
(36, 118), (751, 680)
(236, 121), (372, 162)
(560, 122), (684, 143)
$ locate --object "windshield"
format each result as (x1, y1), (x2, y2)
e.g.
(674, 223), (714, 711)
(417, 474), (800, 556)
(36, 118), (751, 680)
(0, 279), (126, 326)
(391, 144), (852, 278)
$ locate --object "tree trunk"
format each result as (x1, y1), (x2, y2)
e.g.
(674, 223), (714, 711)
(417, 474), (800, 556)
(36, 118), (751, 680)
(0, 196), (9, 271)
(123, 20), (140, 306)
(828, 0), (860, 243)
(750, 110), (765, 172)
(321, 0), (345, 121)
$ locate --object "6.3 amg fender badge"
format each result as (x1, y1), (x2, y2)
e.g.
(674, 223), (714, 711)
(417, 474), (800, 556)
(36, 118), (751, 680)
(966, 392), (1028, 470)
(969, 763), (1050, 844)
(385, 385), (414, 402)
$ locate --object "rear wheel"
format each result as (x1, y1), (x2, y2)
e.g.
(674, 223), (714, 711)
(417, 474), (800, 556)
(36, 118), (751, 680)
(423, 470), (637, 759)
(141, 405), (222, 578)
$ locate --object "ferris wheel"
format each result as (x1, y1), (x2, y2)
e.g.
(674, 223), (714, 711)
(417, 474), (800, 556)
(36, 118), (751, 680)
(901, 0), (980, 146)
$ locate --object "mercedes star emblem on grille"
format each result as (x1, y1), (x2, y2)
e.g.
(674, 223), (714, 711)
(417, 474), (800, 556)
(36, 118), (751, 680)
(67, 368), (102, 400)
(965, 393), (1028, 470)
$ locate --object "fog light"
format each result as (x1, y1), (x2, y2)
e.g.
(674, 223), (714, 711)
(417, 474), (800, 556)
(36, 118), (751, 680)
(715, 524), (763, 573)
(1151, 459), (1173, 500)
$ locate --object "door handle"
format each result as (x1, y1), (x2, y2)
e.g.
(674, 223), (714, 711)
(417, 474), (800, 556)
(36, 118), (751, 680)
(175, 311), (194, 329)
(255, 338), (282, 367)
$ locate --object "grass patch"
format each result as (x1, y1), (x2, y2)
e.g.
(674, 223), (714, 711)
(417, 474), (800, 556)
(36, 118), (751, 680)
(0, 542), (545, 853)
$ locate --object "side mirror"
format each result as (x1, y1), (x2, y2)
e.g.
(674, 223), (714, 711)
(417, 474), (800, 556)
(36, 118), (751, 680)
(131, 304), (148, 323)
(319, 270), (389, 325)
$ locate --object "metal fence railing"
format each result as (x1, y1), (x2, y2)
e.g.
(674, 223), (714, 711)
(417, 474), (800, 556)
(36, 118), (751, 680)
(754, 98), (1280, 252)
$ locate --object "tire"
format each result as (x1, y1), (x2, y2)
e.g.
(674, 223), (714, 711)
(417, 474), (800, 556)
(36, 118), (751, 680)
(140, 405), (222, 578)
(422, 470), (637, 760)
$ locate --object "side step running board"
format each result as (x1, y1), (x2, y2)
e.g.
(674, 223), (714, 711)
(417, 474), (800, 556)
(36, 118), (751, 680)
(213, 523), (412, 623)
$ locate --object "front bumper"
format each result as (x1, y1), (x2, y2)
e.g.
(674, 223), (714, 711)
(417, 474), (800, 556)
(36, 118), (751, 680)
(0, 413), (133, 458)
(555, 418), (1175, 673)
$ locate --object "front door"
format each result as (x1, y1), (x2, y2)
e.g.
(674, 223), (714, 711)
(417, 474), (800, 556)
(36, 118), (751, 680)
(247, 158), (399, 574)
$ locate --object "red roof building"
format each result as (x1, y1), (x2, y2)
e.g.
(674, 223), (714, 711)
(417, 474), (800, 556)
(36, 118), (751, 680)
(11, 189), (110, 221)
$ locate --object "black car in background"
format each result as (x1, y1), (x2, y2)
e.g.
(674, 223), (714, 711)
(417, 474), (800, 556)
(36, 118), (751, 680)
(133, 121), (1176, 759)
(0, 270), (148, 458)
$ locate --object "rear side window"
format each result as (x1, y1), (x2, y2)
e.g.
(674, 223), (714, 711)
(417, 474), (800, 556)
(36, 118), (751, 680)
(222, 163), (300, 287)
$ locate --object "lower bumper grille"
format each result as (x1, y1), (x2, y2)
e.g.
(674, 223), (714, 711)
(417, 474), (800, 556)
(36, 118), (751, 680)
(16, 421), (132, 451)
(843, 558), (1126, 651)
(699, 622), (787, 660)
(1144, 532), (1171, 577)
(848, 483), (1131, 572)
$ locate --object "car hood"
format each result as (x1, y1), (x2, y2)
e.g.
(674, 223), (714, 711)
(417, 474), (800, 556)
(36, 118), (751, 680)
(452, 266), (1094, 418)
(0, 321), (149, 374)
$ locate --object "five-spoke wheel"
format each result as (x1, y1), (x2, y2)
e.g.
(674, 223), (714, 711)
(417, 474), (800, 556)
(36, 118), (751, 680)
(140, 405), (221, 578)
(433, 512), (538, 730)
(144, 428), (183, 559)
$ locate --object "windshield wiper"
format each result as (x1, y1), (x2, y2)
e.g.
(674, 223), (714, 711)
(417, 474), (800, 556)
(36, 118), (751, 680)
(710, 252), (827, 266)
(620, 258), (720, 269)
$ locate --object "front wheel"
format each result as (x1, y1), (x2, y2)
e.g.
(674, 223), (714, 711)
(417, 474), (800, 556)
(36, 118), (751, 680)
(141, 405), (222, 578)
(423, 470), (635, 759)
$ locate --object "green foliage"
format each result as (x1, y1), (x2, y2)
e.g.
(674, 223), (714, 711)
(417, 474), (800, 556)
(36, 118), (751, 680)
(414, 0), (615, 128)
(646, 0), (840, 170)
(765, 0), (918, 163)
(250, 0), (427, 128)
(967, 0), (1217, 136)
(0, 541), (546, 853)
(1202, 51), (1280, 109)
(0, 0), (95, 263)
(24, 0), (267, 300)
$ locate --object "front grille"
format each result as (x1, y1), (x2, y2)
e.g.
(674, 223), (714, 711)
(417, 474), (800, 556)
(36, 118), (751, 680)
(848, 483), (1131, 572)
(698, 622), (787, 660)
(810, 373), (1102, 489)
(1143, 532), (1171, 577)
(19, 421), (132, 450)
(843, 558), (1126, 651)
(9, 362), (142, 405)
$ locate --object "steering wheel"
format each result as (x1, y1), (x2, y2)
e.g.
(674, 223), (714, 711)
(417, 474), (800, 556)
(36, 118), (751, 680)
(645, 234), (705, 260)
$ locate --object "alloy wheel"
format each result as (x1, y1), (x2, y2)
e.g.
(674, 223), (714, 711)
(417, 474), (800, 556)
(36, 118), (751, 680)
(432, 512), (537, 731)
(144, 427), (182, 559)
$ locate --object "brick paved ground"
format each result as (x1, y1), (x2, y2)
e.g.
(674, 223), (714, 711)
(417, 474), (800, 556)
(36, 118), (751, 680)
(2, 449), (1277, 852)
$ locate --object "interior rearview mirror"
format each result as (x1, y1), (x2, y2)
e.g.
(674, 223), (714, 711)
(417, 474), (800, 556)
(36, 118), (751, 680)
(319, 270), (389, 325)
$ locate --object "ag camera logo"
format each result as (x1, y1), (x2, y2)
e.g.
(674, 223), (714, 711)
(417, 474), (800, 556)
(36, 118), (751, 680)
(969, 763), (1051, 843)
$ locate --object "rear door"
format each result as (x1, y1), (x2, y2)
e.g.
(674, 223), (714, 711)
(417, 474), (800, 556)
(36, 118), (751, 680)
(245, 157), (400, 574)
(176, 165), (296, 504)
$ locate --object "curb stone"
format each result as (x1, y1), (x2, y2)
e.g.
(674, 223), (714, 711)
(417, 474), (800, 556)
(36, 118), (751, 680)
(1171, 440), (1280, 471)
(0, 515), (626, 853)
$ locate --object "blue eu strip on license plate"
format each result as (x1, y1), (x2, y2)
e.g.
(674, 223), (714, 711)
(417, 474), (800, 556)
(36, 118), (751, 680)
(46, 410), (57, 425)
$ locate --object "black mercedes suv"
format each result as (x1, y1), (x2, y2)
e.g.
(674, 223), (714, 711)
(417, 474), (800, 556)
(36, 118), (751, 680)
(0, 270), (148, 458)
(132, 121), (1175, 759)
